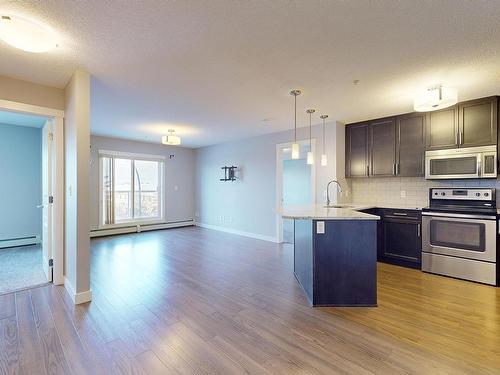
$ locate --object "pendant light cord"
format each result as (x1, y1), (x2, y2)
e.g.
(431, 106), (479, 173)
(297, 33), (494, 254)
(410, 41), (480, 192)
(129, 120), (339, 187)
(309, 111), (312, 148)
(322, 117), (325, 154)
(294, 94), (297, 142)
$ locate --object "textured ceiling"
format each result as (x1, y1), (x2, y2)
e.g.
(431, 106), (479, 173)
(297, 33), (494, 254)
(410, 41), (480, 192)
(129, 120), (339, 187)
(1, 1), (500, 147)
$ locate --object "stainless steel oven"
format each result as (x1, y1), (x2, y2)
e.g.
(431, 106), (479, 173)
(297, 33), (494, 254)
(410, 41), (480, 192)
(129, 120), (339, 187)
(422, 213), (496, 262)
(421, 188), (497, 285)
(425, 145), (497, 180)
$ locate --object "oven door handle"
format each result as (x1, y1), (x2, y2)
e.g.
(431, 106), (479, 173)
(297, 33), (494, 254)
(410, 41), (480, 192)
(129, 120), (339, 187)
(422, 211), (496, 220)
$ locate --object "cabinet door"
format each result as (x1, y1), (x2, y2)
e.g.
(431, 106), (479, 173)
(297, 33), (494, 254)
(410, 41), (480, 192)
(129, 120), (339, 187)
(383, 219), (421, 265)
(459, 97), (498, 148)
(396, 113), (425, 177)
(345, 123), (368, 177)
(369, 118), (396, 177)
(426, 106), (458, 150)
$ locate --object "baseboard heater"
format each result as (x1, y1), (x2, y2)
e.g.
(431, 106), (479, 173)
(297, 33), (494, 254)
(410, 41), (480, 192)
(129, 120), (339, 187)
(90, 220), (195, 238)
(0, 235), (41, 249)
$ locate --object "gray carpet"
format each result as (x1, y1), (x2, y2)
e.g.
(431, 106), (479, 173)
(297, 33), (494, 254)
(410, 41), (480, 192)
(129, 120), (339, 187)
(0, 245), (47, 295)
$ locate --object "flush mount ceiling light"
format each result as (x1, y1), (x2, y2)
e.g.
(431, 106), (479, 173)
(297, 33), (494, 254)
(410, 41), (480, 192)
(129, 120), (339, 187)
(290, 89), (302, 159)
(414, 85), (458, 112)
(0, 14), (60, 53)
(161, 129), (181, 145)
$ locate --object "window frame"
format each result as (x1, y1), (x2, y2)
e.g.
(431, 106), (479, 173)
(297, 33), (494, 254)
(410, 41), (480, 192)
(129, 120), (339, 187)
(98, 150), (165, 229)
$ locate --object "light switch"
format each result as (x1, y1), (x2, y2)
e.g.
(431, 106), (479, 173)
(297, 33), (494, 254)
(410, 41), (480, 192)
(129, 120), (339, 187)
(316, 221), (325, 234)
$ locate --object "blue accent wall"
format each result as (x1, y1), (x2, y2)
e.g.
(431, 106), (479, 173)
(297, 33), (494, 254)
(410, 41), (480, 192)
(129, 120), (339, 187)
(0, 123), (42, 241)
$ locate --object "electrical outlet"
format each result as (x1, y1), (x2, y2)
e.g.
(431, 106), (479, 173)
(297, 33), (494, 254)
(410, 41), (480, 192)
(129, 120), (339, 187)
(400, 190), (406, 198)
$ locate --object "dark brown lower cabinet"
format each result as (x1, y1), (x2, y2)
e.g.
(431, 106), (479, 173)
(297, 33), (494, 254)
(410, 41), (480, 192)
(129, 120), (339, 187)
(360, 208), (422, 269)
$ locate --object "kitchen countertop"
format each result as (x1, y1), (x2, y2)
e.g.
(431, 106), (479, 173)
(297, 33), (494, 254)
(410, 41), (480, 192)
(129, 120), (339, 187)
(280, 204), (380, 220)
(280, 202), (424, 220)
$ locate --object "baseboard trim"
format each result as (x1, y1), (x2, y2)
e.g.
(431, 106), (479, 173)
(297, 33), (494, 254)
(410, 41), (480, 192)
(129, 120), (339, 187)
(195, 222), (278, 243)
(0, 235), (40, 249)
(90, 220), (195, 238)
(64, 277), (92, 305)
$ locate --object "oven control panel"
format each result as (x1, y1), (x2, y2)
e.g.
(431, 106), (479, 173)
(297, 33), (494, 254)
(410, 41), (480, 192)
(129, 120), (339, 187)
(430, 188), (495, 201)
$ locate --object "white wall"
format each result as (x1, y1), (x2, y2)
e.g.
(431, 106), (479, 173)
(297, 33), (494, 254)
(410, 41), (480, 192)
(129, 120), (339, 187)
(195, 121), (344, 241)
(0, 123), (41, 241)
(0, 75), (65, 110)
(64, 70), (91, 297)
(89, 136), (195, 230)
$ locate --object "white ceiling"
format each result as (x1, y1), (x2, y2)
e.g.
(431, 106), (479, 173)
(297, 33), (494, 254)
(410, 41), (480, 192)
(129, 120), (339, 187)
(1, 1), (500, 148)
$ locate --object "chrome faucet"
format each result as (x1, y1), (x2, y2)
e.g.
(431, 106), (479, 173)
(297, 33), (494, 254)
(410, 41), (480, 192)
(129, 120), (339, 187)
(326, 180), (343, 206)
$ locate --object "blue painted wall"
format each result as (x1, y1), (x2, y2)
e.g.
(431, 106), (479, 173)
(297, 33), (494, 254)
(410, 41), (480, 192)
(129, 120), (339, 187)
(0, 123), (42, 241)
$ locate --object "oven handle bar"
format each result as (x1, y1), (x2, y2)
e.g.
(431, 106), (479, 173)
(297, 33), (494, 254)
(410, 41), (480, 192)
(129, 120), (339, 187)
(422, 211), (496, 220)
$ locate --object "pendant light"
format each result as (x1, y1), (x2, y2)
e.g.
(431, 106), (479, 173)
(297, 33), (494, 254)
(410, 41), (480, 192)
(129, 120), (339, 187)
(290, 90), (301, 159)
(306, 109), (315, 165)
(320, 114), (328, 166)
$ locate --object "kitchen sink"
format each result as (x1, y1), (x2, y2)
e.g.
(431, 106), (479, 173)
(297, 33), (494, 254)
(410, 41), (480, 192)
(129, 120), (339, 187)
(323, 204), (356, 209)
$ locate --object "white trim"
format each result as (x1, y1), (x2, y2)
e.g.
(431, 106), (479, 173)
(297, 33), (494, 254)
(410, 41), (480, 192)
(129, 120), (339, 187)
(91, 220), (194, 238)
(98, 149), (166, 161)
(0, 235), (40, 249)
(64, 277), (92, 305)
(0, 99), (64, 118)
(275, 139), (316, 243)
(0, 99), (64, 286)
(196, 222), (278, 243)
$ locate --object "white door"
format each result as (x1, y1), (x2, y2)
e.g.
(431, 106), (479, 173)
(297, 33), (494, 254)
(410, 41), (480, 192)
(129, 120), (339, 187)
(41, 120), (53, 282)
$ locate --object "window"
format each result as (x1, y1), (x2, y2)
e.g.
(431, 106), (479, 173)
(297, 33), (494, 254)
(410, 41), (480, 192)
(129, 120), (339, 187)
(99, 150), (164, 227)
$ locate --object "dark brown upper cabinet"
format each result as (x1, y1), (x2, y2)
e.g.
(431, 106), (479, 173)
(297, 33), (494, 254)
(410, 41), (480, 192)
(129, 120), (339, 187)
(396, 113), (426, 177)
(345, 122), (369, 177)
(369, 118), (396, 177)
(459, 96), (498, 148)
(425, 106), (459, 150)
(345, 95), (498, 178)
(425, 96), (498, 150)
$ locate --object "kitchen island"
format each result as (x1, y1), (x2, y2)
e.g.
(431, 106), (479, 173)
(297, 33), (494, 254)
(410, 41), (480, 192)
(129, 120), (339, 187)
(281, 205), (380, 307)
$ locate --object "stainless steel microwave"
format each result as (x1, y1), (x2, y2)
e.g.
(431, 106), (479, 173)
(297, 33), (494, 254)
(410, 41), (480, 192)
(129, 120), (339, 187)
(425, 145), (497, 179)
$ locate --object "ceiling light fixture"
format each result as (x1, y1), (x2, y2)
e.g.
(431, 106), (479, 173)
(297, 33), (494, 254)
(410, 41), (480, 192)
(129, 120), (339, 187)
(162, 129), (181, 145)
(0, 14), (60, 53)
(306, 109), (315, 165)
(414, 85), (458, 112)
(290, 89), (301, 159)
(320, 114), (328, 167)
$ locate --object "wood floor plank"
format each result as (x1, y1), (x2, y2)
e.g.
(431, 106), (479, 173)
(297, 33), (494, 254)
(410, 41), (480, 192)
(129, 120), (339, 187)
(0, 317), (19, 375)
(3, 227), (498, 374)
(30, 287), (71, 375)
(15, 290), (47, 375)
(0, 294), (15, 320)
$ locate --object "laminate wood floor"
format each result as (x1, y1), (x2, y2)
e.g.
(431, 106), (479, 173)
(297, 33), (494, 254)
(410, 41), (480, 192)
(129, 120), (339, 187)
(1, 226), (499, 374)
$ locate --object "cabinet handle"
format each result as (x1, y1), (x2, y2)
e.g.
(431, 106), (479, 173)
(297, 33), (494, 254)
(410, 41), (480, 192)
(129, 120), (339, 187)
(459, 131), (463, 145)
(366, 165), (370, 176)
(417, 224), (421, 237)
(392, 212), (408, 216)
(397, 163), (400, 175)
(393, 163), (396, 175)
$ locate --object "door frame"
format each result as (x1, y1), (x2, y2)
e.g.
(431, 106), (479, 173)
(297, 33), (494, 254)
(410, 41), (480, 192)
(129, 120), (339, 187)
(275, 139), (316, 243)
(0, 99), (64, 285)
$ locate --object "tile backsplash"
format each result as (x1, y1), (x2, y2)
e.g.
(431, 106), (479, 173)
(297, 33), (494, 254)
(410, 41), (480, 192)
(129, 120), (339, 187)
(346, 177), (500, 208)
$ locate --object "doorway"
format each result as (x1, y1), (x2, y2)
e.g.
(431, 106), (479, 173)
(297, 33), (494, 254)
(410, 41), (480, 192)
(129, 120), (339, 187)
(276, 140), (316, 243)
(0, 102), (64, 294)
